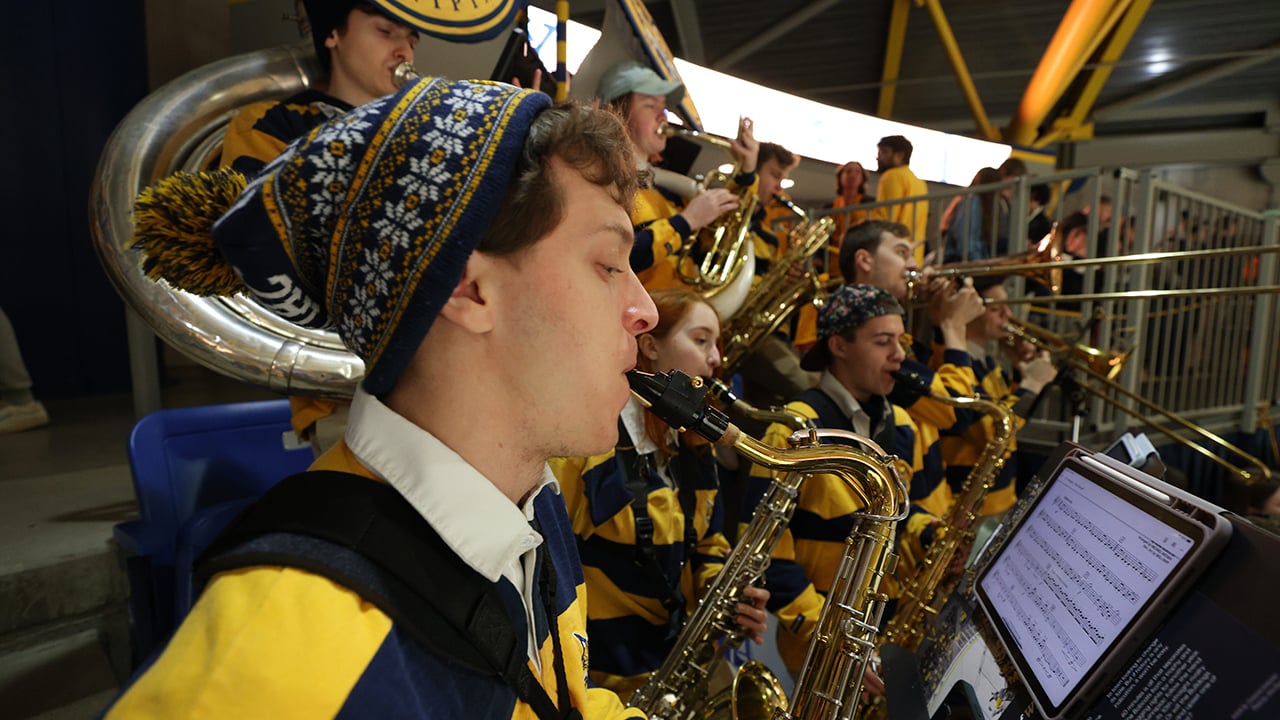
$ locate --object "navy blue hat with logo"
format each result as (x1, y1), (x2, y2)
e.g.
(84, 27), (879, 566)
(800, 284), (905, 371)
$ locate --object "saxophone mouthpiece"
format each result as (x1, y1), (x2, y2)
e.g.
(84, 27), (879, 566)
(626, 370), (732, 442)
(890, 369), (931, 401)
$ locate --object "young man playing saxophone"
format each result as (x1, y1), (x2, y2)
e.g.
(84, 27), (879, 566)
(107, 79), (657, 719)
(839, 219), (986, 517)
(743, 284), (940, 692)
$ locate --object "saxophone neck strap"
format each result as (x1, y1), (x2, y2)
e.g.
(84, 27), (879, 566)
(616, 419), (695, 634)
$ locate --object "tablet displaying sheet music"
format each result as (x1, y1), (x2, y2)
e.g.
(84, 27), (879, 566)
(974, 455), (1232, 719)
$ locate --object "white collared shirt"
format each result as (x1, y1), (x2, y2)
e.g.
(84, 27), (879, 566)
(817, 370), (873, 438)
(967, 340), (990, 365)
(344, 388), (556, 668)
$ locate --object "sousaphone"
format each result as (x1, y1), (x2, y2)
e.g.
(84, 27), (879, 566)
(90, 1), (527, 399)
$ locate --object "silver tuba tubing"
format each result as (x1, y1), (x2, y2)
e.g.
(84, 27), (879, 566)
(89, 45), (364, 398)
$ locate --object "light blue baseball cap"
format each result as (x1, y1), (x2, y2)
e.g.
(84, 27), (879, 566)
(597, 61), (685, 106)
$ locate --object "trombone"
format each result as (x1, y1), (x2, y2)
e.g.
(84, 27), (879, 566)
(908, 241), (1280, 306)
(1005, 318), (1273, 484)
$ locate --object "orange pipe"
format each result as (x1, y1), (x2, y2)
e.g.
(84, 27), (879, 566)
(1007, 0), (1118, 145)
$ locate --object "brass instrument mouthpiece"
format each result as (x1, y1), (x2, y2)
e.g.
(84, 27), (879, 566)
(393, 62), (419, 88)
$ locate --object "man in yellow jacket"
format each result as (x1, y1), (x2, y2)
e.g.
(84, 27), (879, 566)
(106, 78), (657, 719)
(870, 135), (929, 267)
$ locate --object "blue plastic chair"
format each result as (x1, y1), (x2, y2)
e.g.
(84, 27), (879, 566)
(114, 398), (314, 665)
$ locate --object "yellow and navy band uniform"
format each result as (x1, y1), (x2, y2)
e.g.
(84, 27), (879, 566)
(743, 385), (936, 672)
(748, 202), (790, 278)
(936, 351), (1033, 517)
(550, 418), (730, 700)
(630, 171), (758, 290)
(106, 438), (640, 719)
(221, 90), (354, 178)
(885, 336), (984, 518)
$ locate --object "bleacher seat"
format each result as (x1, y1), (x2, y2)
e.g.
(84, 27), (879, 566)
(113, 399), (313, 666)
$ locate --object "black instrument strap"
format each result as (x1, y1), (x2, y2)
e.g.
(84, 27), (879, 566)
(195, 471), (577, 720)
(615, 420), (694, 638)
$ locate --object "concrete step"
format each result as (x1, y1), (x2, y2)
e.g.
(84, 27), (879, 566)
(0, 608), (129, 720)
(0, 464), (137, 719)
(0, 466), (134, 637)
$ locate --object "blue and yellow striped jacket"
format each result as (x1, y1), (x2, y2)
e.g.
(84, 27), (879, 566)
(937, 353), (1032, 517)
(550, 434), (730, 701)
(105, 443), (640, 719)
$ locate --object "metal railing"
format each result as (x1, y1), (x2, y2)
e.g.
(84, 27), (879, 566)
(797, 167), (1279, 487)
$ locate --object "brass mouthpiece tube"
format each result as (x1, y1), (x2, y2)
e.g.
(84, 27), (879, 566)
(705, 377), (814, 433)
(393, 62), (419, 88)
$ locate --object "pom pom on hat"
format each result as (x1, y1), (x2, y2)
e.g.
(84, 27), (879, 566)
(130, 168), (247, 296)
(128, 78), (550, 396)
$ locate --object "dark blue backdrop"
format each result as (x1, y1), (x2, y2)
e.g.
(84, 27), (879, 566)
(0, 1), (147, 397)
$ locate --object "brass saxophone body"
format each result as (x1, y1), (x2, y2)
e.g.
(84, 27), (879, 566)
(720, 198), (836, 375)
(878, 371), (1015, 654)
(626, 370), (909, 720)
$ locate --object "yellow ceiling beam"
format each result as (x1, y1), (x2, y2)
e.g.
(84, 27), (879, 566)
(921, 0), (1000, 141)
(877, 0), (912, 118)
(1060, 0), (1154, 130)
(1006, 0), (1125, 146)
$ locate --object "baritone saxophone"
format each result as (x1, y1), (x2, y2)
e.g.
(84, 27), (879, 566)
(626, 370), (909, 720)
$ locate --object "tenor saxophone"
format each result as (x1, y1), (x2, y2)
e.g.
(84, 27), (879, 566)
(876, 370), (1015, 655)
(626, 370), (909, 720)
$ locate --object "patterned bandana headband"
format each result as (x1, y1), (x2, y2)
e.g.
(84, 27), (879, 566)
(131, 77), (551, 395)
(800, 283), (905, 371)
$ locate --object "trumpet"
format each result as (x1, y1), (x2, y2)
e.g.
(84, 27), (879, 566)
(1004, 318), (1272, 483)
(905, 230), (1061, 304)
(1004, 317), (1131, 380)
